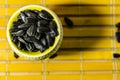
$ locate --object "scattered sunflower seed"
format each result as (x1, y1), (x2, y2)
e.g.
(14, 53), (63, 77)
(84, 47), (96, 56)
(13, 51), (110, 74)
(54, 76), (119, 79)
(14, 52), (19, 59)
(64, 17), (74, 27)
(116, 32), (120, 42)
(113, 53), (120, 58)
(116, 22), (120, 28)
(49, 53), (57, 59)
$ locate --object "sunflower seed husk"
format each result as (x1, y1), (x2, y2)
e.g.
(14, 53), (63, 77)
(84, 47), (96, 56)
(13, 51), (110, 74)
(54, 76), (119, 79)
(39, 10), (53, 20)
(14, 52), (19, 59)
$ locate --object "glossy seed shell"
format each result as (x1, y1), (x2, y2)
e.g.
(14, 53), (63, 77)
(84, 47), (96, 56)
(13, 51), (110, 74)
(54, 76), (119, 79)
(39, 10), (53, 20)
(19, 12), (27, 23)
(25, 17), (38, 24)
(46, 33), (54, 46)
(33, 41), (45, 52)
(24, 10), (37, 18)
(113, 53), (120, 58)
(41, 37), (47, 46)
(18, 23), (31, 29)
(13, 19), (23, 27)
(12, 36), (18, 44)
(11, 30), (25, 36)
(64, 17), (74, 27)
(18, 37), (27, 44)
(37, 26), (50, 33)
(17, 42), (22, 50)
(116, 23), (120, 28)
(27, 24), (36, 36)
(35, 32), (41, 40)
(49, 53), (57, 59)
(25, 43), (34, 51)
(24, 36), (36, 43)
(116, 32), (120, 42)
(14, 52), (19, 58)
(49, 20), (57, 30)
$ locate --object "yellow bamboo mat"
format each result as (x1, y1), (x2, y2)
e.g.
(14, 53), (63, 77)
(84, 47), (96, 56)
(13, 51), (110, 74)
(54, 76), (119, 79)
(0, 0), (120, 80)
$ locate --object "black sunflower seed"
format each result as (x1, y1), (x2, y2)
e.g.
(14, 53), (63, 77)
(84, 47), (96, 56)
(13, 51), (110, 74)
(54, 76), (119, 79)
(11, 30), (25, 36)
(18, 23), (31, 29)
(25, 17), (38, 24)
(29, 10), (40, 15)
(14, 52), (19, 59)
(24, 10), (37, 18)
(39, 10), (53, 20)
(37, 20), (49, 27)
(64, 17), (74, 27)
(17, 42), (26, 50)
(49, 53), (57, 59)
(12, 36), (18, 44)
(22, 44), (27, 51)
(113, 53), (120, 58)
(49, 20), (57, 30)
(27, 24), (36, 36)
(10, 28), (19, 33)
(17, 42), (22, 50)
(18, 37), (27, 44)
(50, 29), (58, 37)
(41, 37), (47, 46)
(13, 19), (23, 27)
(31, 43), (39, 52)
(33, 41), (46, 52)
(37, 26), (50, 33)
(35, 32), (41, 40)
(49, 30), (56, 38)
(46, 33), (54, 46)
(49, 21), (58, 36)
(116, 32), (120, 42)
(24, 36), (36, 43)
(37, 21), (42, 27)
(116, 23), (120, 28)
(25, 43), (35, 51)
(18, 12), (27, 23)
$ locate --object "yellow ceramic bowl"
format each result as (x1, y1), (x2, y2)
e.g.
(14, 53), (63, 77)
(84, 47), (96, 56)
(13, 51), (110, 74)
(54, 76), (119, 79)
(7, 5), (63, 60)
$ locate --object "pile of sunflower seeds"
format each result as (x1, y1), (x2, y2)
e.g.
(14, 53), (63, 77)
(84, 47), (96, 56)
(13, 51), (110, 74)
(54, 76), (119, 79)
(10, 10), (59, 52)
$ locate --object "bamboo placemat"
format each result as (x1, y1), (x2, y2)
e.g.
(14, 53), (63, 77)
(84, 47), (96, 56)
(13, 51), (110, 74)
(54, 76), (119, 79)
(0, 0), (120, 80)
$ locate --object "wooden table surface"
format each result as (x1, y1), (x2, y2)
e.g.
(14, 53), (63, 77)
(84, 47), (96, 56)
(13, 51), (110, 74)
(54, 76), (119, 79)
(0, 0), (120, 80)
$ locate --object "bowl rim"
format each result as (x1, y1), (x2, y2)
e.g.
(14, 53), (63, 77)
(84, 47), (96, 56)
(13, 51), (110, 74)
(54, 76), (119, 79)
(6, 5), (63, 59)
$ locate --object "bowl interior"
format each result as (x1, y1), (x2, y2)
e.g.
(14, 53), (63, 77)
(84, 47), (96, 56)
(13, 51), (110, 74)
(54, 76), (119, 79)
(7, 5), (61, 58)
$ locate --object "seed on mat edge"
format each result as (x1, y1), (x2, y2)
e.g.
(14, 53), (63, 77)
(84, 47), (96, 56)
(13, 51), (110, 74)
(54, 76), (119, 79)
(14, 52), (19, 59)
